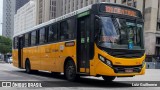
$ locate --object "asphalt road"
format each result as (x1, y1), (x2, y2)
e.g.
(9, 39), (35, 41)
(0, 63), (160, 90)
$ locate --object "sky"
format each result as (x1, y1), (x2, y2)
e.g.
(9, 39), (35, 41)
(0, 0), (3, 35)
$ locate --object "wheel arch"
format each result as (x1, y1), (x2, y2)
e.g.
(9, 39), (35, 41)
(25, 58), (30, 68)
(63, 57), (76, 72)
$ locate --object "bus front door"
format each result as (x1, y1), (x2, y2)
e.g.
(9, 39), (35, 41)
(77, 16), (90, 74)
(18, 37), (23, 68)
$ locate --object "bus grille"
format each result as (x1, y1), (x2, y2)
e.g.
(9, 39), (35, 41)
(113, 65), (142, 73)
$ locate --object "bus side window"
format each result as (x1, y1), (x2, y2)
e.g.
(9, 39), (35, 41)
(28, 33), (31, 46)
(67, 18), (75, 39)
(14, 37), (18, 49)
(24, 34), (29, 47)
(60, 21), (68, 41)
(39, 28), (46, 44)
(60, 18), (75, 41)
(45, 26), (49, 43)
(48, 24), (57, 42)
(13, 37), (16, 49)
(22, 35), (25, 48)
(31, 31), (36, 46)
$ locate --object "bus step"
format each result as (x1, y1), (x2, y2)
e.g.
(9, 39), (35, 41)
(77, 72), (89, 76)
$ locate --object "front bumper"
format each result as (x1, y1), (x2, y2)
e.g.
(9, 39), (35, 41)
(95, 61), (146, 77)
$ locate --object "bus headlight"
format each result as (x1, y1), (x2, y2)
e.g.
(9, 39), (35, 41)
(98, 54), (112, 67)
(99, 55), (105, 62)
(106, 60), (112, 66)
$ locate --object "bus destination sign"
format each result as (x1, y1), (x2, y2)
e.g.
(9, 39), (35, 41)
(100, 5), (140, 17)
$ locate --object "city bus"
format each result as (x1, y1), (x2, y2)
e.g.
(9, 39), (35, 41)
(13, 3), (146, 81)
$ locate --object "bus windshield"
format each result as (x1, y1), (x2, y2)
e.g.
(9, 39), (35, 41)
(98, 17), (143, 50)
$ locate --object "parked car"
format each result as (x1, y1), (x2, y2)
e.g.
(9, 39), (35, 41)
(7, 57), (12, 63)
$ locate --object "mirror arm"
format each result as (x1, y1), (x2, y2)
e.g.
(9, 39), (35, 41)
(95, 15), (100, 19)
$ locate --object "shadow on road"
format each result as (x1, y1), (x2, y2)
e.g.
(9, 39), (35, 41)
(14, 70), (132, 87)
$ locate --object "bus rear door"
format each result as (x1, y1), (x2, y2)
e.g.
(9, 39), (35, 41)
(17, 36), (24, 68)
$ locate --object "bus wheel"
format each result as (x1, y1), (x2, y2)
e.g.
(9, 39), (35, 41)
(25, 60), (31, 74)
(102, 76), (116, 82)
(64, 60), (77, 81)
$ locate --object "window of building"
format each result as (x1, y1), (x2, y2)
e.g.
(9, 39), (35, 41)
(156, 37), (160, 45)
(48, 24), (57, 42)
(81, 0), (83, 8)
(133, 0), (137, 7)
(60, 18), (75, 41)
(155, 47), (160, 56)
(39, 28), (46, 44)
(73, 1), (74, 9)
(39, 0), (43, 24)
(122, 0), (137, 8)
(31, 31), (36, 46)
(156, 38), (160, 58)
(157, 23), (160, 31)
(122, 0), (126, 4)
(91, 0), (93, 4)
(106, 0), (110, 2)
(127, 3), (132, 6)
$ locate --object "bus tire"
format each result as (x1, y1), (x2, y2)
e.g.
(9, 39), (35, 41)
(102, 76), (116, 82)
(25, 60), (31, 74)
(64, 60), (77, 81)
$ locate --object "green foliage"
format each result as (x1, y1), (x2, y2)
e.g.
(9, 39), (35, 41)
(0, 36), (12, 54)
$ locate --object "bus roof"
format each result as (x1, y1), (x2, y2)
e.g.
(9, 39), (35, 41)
(14, 2), (141, 37)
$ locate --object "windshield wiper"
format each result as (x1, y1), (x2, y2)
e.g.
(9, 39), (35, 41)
(112, 18), (122, 44)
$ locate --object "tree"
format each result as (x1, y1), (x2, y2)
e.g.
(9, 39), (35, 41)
(0, 36), (12, 54)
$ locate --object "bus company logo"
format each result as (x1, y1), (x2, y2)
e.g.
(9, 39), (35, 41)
(2, 82), (12, 87)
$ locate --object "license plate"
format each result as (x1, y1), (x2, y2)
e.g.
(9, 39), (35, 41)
(125, 69), (133, 73)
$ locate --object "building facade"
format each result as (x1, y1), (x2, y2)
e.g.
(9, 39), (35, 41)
(35, 0), (62, 24)
(15, 0), (30, 13)
(14, 0), (36, 35)
(35, 0), (50, 24)
(62, 0), (113, 15)
(35, 0), (118, 24)
(143, 0), (160, 61)
(2, 0), (16, 38)
(13, 0), (160, 61)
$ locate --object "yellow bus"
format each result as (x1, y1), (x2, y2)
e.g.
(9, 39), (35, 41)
(13, 3), (146, 81)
